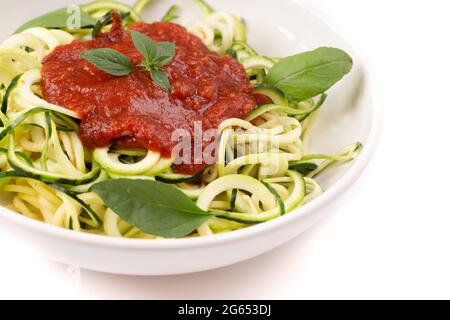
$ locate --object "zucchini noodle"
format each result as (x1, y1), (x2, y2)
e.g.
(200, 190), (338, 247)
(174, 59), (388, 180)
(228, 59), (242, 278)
(0, 0), (361, 239)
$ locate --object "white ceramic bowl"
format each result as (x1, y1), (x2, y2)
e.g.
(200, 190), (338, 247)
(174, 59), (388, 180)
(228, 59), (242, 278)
(0, 0), (381, 275)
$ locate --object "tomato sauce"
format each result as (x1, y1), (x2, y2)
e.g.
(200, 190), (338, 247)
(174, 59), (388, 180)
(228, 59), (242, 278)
(41, 15), (256, 174)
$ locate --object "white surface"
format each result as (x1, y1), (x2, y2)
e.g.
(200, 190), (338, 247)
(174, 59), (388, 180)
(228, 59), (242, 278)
(0, 0), (449, 298)
(0, 0), (379, 276)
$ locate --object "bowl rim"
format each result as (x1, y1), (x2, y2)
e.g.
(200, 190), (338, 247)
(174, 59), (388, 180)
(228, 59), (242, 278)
(0, 0), (382, 251)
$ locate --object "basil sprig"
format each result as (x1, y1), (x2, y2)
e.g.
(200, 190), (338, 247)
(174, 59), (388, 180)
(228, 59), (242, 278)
(92, 179), (212, 238)
(15, 7), (97, 33)
(130, 30), (175, 91)
(265, 47), (353, 102)
(80, 31), (175, 91)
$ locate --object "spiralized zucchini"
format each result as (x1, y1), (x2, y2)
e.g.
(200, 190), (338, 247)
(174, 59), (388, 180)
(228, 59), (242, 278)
(0, 0), (361, 239)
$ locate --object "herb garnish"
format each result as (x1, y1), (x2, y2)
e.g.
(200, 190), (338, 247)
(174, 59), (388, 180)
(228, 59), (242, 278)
(80, 31), (176, 91)
(15, 7), (97, 33)
(91, 179), (212, 238)
(265, 47), (353, 102)
(130, 30), (175, 91)
(80, 48), (134, 76)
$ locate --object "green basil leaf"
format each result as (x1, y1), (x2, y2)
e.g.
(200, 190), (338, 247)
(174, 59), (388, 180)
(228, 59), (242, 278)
(155, 42), (176, 67)
(128, 31), (175, 88)
(91, 179), (212, 238)
(15, 7), (96, 33)
(80, 48), (134, 76)
(151, 68), (171, 91)
(130, 30), (157, 64)
(265, 47), (353, 102)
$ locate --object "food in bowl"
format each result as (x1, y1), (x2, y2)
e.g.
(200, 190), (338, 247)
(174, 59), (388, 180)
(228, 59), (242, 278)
(0, 0), (361, 239)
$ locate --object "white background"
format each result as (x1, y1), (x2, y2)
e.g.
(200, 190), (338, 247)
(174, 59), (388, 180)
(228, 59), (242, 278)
(1, 0), (450, 299)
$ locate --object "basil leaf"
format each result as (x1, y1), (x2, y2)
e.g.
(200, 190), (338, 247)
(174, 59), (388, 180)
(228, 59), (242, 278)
(91, 179), (212, 238)
(128, 31), (175, 89)
(15, 7), (96, 33)
(80, 48), (134, 76)
(155, 42), (176, 67)
(130, 30), (157, 64)
(151, 68), (171, 91)
(265, 47), (353, 102)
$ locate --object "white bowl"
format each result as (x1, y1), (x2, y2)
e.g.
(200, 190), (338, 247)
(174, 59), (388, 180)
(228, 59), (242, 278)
(0, 0), (381, 275)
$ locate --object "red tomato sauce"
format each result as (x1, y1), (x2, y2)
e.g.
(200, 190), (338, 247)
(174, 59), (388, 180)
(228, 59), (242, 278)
(41, 15), (256, 174)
